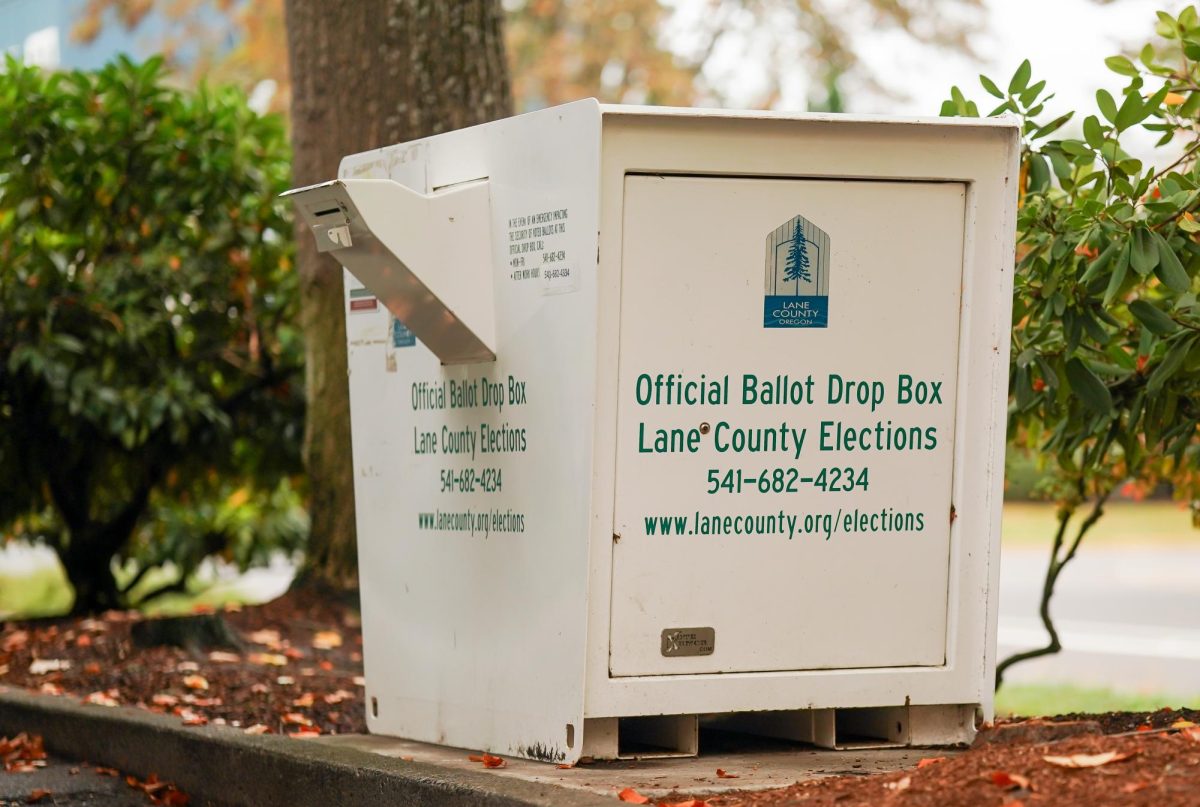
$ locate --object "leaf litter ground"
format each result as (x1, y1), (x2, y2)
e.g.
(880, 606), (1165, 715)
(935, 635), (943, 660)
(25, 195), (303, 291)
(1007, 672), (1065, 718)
(0, 590), (366, 737)
(3, 598), (1200, 805)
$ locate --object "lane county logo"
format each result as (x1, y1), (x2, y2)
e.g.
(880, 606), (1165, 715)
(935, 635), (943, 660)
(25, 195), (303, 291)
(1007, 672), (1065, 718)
(764, 214), (830, 328)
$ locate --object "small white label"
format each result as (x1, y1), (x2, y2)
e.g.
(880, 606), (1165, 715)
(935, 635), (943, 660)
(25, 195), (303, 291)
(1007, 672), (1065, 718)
(327, 225), (352, 249)
(504, 206), (577, 295)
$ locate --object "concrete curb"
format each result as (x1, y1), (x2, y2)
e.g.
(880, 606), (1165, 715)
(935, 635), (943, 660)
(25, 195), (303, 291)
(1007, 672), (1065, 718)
(0, 687), (613, 807)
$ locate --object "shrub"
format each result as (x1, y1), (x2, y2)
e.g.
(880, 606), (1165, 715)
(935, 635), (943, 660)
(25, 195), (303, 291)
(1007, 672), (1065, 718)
(943, 7), (1200, 685)
(0, 55), (305, 614)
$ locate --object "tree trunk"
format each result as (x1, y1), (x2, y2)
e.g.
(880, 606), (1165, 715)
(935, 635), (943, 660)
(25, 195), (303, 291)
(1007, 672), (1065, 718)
(61, 527), (124, 615)
(283, 0), (512, 593)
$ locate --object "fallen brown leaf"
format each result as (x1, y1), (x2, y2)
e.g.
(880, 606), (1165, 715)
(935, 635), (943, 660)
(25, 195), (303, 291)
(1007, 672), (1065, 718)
(28, 659), (71, 675)
(180, 695), (221, 707)
(917, 757), (946, 768)
(83, 690), (119, 707)
(617, 787), (650, 804)
(243, 724), (271, 735)
(312, 630), (343, 649)
(182, 674), (209, 691)
(25, 789), (52, 804)
(246, 629), (282, 648)
(176, 708), (208, 726)
(467, 753), (506, 768)
(3, 630), (29, 652)
(1043, 751), (1135, 768)
(990, 771), (1030, 790)
(1, 734), (47, 773)
(716, 768), (739, 778)
(282, 712), (313, 727)
(288, 727), (322, 738)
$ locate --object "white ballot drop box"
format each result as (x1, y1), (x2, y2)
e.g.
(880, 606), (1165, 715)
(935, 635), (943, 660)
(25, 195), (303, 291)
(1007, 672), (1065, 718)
(285, 101), (1019, 763)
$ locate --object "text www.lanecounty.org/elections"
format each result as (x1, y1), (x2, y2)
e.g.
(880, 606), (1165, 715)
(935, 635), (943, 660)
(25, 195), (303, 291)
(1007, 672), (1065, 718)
(642, 507), (926, 541)
(417, 509), (525, 536)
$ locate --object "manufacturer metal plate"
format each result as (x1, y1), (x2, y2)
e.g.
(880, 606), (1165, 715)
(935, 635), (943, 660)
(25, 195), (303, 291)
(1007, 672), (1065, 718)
(661, 627), (715, 657)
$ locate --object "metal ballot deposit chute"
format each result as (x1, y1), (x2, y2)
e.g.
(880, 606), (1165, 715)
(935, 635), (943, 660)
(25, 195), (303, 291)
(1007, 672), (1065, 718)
(285, 101), (1019, 763)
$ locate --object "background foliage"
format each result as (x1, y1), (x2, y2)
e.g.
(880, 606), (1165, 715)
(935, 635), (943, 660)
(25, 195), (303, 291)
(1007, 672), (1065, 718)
(943, 6), (1200, 684)
(0, 55), (306, 614)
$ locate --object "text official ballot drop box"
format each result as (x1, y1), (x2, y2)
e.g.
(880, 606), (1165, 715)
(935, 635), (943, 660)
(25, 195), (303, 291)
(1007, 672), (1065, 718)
(285, 101), (1019, 763)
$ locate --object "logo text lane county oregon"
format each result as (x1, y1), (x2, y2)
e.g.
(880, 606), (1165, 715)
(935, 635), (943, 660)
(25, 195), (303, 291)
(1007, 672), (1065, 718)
(764, 215), (830, 328)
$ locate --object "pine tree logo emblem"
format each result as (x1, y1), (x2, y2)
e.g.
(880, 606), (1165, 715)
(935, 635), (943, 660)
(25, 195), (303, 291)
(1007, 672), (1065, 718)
(764, 214), (829, 328)
(783, 218), (812, 290)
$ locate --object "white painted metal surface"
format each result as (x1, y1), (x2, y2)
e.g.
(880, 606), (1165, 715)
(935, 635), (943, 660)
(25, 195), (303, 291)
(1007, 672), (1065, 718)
(286, 100), (1019, 764)
(609, 175), (966, 677)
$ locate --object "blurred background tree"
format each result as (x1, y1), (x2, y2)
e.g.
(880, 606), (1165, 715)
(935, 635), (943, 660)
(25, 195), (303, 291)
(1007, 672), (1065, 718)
(0, 55), (305, 614)
(282, 0), (512, 594)
(69, 0), (984, 112)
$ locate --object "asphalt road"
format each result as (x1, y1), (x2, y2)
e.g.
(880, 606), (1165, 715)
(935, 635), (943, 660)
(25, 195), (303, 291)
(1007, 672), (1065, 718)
(998, 546), (1200, 696)
(0, 758), (147, 807)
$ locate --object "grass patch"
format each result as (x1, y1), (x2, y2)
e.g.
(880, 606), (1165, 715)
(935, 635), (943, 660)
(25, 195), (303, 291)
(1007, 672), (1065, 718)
(1002, 501), (1197, 547)
(0, 566), (72, 619)
(0, 552), (262, 620)
(996, 683), (1199, 717)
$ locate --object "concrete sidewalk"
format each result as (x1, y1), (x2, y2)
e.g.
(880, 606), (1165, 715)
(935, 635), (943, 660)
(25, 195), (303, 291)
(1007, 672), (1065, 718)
(322, 732), (929, 800)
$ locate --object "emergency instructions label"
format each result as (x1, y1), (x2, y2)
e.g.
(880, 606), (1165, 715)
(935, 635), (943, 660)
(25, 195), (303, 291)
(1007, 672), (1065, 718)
(408, 374), (531, 538)
(629, 370), (948, 541)
(505, 206), (576, 294)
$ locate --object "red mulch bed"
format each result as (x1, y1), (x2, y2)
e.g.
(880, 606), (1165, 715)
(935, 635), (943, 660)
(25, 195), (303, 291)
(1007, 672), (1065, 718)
(704, 725), (1200, 807)
(0, 591), (365, 737)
